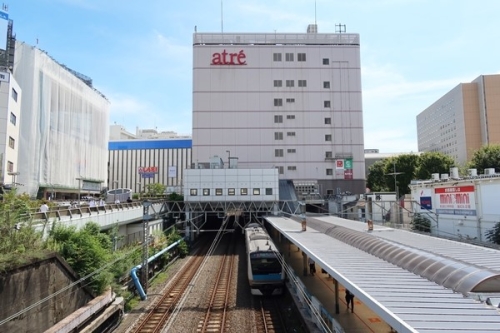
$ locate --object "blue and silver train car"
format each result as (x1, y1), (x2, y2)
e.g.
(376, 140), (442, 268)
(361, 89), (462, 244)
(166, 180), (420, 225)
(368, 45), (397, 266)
(244, 222), (285, 296)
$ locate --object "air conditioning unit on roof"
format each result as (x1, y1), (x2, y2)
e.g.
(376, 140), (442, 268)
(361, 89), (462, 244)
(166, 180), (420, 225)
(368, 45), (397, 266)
(485, 168), (496, 175)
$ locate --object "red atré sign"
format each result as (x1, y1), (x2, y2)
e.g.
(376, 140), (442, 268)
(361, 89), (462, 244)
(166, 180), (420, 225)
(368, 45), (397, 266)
(211, 50), (247, 65)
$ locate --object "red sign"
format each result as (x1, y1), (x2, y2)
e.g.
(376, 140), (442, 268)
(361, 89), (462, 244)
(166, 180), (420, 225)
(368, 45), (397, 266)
(211, 50), (247, 65)
(435, 185), (474, 193)
(138, 166), (158, 174)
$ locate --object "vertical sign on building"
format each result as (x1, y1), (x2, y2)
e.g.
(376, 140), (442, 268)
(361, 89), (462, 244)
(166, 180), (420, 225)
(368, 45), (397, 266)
(168, 165), (177, 178)
(0, 10), (8, 51)
(344, 158), (353, 180)
(335, 158), (353, 179)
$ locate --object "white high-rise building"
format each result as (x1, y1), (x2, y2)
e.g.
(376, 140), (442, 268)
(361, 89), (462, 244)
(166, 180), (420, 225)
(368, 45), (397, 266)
(192, 26), (365, 196)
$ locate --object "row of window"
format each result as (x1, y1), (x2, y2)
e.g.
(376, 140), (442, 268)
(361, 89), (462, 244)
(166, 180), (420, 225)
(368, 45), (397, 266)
(274, 98), (332, 108)
(272, 53), (332, 65)
(273, 131), (335, 142)
(274, 115), (331, 124)
(270, 166), (345, 176)
(190, 187), (274, 196)
(273, 149), (335, 158)
(273, 80), (331, 89)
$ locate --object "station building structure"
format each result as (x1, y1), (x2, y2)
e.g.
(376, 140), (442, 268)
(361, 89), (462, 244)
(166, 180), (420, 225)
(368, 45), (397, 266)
(192, 25), (365, 198)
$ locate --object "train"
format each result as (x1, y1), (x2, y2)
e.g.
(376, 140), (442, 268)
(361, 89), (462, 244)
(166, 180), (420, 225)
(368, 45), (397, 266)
(244, 222), (285, 296)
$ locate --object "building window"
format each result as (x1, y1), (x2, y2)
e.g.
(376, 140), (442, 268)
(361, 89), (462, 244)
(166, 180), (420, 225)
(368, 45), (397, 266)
(276, 166), (284, 174)
(216, 188), (223, 196)
(325, 117), (331, 124)
(11, 88), (18, 102)
(190, 189), (198, 196)
(203, 188), (210, 196)
(285, 53), (294, 61)
(10, 112), (16, 126)
(265, 188), (273, 195)
(287, 166), (297, 170)
(323, 58), (329, 65)
(273, 80), (282, 87)
(326, 189), (334, 195)
(326, 168), (333, 175)
(274, 115), (283, 123)
(253, 188), (260, 195)
(286, 98), (295, 103)
(325, 134), (332, 141)
(298, 80), (307, 87)
(287, 132), (296, 137)
(298, 53), (306, 62)
(273, 53), (282, 61)
(275, 132), (283, 140)
(228, 188), (235, 195)
(286, 80), (294, 87)
(274, 98), (283, 106)
(323, 81), (330, 89)
(325, 151), (333, 159)
(8, 137), (14, 149)
(241, 188), (248, 195)
(286, 115), (295, 119)
(275, 149), (284, 157)
(287, 148), (296, 153)
(324, 101), (331, 108)
(7, 161), (13, 173)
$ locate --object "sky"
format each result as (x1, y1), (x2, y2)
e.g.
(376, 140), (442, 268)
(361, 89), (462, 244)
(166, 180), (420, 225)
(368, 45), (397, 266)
(8, 0), (500, 153)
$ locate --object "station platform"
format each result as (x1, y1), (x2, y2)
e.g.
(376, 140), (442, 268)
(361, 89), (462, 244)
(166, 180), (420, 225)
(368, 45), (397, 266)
(278, 236), (395, 333)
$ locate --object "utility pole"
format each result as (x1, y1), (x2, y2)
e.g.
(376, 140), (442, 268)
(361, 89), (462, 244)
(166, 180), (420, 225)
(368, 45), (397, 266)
(386, 161), (403, 223)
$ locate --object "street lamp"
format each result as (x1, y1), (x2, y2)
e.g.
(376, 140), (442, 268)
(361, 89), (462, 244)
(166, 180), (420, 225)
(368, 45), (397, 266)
(226, 150), (231, 169)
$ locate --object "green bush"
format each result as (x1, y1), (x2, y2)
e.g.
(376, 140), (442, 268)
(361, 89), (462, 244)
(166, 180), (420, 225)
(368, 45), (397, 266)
(411, 214), (431, 233)
(486, 222), (500, 245)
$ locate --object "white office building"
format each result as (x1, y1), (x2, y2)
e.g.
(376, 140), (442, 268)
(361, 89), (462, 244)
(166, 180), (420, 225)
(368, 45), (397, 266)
(192, 25), (365, 196)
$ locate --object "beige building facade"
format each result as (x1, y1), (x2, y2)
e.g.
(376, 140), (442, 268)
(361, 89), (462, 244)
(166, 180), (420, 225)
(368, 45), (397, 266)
(417, 74), (500, 164)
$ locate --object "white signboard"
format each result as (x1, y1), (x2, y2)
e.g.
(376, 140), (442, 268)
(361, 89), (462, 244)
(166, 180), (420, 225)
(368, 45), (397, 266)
(435, 185), (476, 216)
(168, 165), (177, 178)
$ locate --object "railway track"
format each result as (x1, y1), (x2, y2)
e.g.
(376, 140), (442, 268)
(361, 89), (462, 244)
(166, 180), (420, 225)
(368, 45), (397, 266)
(131, 242), (211, 333)
(197, 236), (236, 333)
(255, 298), (287, 333)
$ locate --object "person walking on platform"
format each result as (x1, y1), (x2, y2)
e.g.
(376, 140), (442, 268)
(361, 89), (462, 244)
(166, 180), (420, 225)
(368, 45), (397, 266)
(308, 258), (315, 276)
(345, 289), (355, 312)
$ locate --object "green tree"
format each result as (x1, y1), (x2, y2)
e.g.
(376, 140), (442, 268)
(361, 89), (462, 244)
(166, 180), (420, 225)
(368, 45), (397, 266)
(366, 160), (389, 192)
(414, 152), (455, 180)
(384, 154), (420, 196)
(468, 144), (500, 174)
(0, 189), (44, 261)
(146, 183), (167, 197)
(47, 222), (113, 294)
(486, 222), (500, 245)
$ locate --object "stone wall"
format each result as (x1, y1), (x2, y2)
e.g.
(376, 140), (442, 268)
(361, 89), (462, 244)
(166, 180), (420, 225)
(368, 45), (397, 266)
(0, 253), (93, 333)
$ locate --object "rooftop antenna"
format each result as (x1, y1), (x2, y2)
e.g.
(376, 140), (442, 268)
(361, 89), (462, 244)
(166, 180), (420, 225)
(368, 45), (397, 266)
(221, 0), (223, 33)
(335, 23), (346, 33)
(2, 4), (8, 11)
(315, 0), (317, 26)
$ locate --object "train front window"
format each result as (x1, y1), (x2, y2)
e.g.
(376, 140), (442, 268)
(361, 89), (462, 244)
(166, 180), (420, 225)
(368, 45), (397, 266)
(250, 253), (281, 274)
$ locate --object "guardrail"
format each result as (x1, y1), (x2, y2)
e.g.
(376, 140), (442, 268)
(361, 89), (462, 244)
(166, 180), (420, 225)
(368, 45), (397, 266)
(29, 202), (143, 221)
